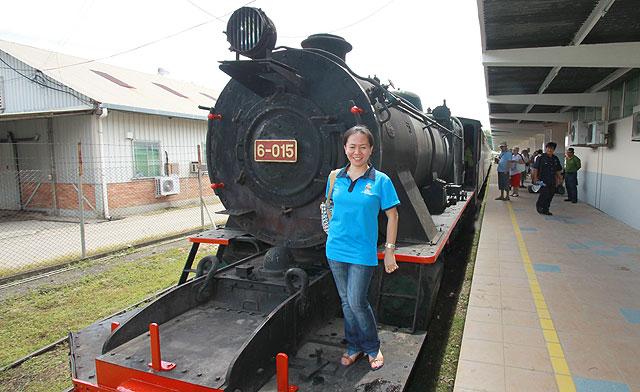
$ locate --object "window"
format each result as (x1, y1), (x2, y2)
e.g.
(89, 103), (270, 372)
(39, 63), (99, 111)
(623, 76), (639, 118)
(133, 141), (161, 178)
(609, 84), (623, 120)
(582, 107), (603, 122)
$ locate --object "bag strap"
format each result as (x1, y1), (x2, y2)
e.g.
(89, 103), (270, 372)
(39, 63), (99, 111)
(326, 169), (339, 202)
(325, 170), (339, 220)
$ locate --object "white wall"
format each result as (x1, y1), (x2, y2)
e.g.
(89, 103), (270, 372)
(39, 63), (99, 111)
(575, 115), (640, 230)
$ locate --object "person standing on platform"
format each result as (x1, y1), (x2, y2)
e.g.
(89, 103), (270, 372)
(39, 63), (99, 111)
(495, 141), (512, 201)
(529, 150), (538, 184)
(520, 148), (530, 188)
(509, 146), (524, 197)
(564, 147), (581, 203)
(533, 142), (563, 215)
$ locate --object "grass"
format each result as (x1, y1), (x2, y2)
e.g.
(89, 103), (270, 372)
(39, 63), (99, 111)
(0, 246), (189, 366)
(0, 246), (138, 279)
(0, 345), (70, 392)
(433, 220), (480, 391)
(406, 183), (488, 392)
(0, 242), (217, 391)
(433, 186), (487, 391)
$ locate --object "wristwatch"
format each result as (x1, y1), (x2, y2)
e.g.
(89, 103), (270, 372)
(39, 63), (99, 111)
(385, 242), (396, 250)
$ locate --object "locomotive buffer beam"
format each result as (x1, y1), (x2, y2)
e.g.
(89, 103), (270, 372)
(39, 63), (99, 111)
(219, 59), (307, 97)
(394, 169), (442, 244)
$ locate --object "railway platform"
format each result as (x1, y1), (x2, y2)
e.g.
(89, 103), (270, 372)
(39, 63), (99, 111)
(454, 175), (640, 392)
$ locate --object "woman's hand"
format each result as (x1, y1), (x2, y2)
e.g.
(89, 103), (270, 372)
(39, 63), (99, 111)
(384, 248), (398, 273)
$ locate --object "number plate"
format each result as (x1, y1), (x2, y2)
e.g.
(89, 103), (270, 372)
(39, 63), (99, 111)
(254, 140), (297, 162)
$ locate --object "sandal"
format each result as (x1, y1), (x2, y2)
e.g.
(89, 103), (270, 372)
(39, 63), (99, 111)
(341, 351), (362, 367)
(368, 351), (384, 371)
(495, 196), (504, 200)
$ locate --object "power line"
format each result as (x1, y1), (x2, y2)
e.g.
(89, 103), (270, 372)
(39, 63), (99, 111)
(0, 0), (256, 96)
(186, 0), (228, 21)
(0, 56), (94, 106)
(280, 0), (398, 39)
(3, 0), (256, 77)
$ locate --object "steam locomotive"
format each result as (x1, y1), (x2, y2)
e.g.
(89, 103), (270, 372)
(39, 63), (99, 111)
(70, 6), (491, 392)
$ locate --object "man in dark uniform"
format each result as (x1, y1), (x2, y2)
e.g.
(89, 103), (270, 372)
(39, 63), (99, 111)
(532, 142), (563, 216)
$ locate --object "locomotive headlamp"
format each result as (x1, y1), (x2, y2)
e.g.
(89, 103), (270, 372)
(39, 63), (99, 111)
(226, 7), (277, 59)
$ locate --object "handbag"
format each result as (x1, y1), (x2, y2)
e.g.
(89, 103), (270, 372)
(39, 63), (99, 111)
(321, 170), (339, 234)
(515, 154), (526, 172)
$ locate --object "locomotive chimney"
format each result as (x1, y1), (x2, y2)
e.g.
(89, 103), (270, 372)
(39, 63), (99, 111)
(301, 34), (353, 62)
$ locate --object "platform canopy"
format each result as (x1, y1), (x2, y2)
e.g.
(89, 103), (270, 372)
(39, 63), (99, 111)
(478, 0), (640, 147)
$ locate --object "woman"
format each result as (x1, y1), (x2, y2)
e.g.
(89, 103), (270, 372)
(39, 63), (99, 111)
(324, 125), (400, 372)
(509, 146), (524, 197)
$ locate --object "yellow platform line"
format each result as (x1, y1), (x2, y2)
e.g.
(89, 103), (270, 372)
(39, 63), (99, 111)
(507, 202), (576, 392)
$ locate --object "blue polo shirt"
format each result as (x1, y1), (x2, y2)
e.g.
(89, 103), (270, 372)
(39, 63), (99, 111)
(325, 165), (400, 266)
(497, 150), (512, 172)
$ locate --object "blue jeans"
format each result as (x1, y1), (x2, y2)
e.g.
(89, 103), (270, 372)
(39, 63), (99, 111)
(327, 259), (380, 357)
(565, 172), (578, 202)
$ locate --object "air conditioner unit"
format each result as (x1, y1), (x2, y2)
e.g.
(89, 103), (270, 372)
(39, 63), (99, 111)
(155, 176), (180, 197)
(632, 112), (640, 142)
(587, 120), (607, 145)
(569, 120), (588, 145)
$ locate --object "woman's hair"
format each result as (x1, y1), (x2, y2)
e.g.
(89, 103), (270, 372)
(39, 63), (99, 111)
(342, 125), (374, 147)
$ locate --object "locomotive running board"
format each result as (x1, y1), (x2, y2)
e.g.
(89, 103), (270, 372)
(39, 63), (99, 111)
(377, 190), (474, 263)
(259, 319), (426, 392)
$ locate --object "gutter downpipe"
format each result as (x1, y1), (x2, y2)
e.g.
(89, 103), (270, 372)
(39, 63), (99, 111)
(97, 106), (111, 220)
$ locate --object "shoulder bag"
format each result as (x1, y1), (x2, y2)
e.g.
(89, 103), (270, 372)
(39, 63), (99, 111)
(321, 170), (339, 234)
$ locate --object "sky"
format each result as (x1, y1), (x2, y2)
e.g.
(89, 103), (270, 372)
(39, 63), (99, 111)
(1, 0), (490, 128)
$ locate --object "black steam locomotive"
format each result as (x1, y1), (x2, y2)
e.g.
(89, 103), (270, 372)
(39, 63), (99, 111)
(70, 7), (491, 392)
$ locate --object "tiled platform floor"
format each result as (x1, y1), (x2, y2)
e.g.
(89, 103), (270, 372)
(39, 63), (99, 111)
(454, 174), (640, 392)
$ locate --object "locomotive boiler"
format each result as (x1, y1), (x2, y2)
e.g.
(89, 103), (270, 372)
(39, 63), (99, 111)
(70, 6), (492, 392)
(209, 10), (465, 249)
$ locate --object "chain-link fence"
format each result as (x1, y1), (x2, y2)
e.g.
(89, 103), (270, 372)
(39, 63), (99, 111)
(0, 140), (227, 277)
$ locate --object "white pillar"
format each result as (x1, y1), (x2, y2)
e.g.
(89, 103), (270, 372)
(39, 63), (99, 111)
(535, 134), (545, 151)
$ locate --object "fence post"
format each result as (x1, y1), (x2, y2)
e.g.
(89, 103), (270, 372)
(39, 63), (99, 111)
(198, 144), (204, 228)
(47, 118), (59, 216)
(78, 140), (86, 258)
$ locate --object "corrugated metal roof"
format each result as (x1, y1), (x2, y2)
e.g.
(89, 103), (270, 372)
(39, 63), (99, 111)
(480, 0), (640, 143)
(0, 40), (219, 119)
(582, 0), (640, 44)
(484, 0), (599, 50)
(487, 66), (553, 95)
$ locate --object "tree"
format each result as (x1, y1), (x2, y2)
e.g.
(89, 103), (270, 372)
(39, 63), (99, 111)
(483, 128), (494, 150)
